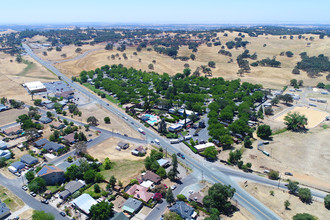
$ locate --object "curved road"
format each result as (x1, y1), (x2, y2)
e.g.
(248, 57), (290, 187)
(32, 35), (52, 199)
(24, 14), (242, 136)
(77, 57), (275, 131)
(22, 43), (327, 220)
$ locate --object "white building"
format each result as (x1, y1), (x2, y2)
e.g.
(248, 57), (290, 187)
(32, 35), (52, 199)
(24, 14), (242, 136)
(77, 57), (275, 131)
(23, 81), (47, 93)
(194, 143), (215, 152)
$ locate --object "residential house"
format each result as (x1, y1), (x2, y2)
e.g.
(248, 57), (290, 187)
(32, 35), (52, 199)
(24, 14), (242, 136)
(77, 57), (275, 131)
(168, 123), (183, 132)
(39, 116), (52, 124)
(0, 141), (7, 150)
(169, 201), (196, 220)
(43, 142), (64, 152)
(0, 200), (10, 219)
(141, 170), (161, 184)
(110, 212), (129, 220)
(37, 165), (64, 185)
(51, 121), (65, 130)
(122, 198), (142, 214)
(45, 103), (55, 109)
(131, 146), (146, 156)
(157, 158), (170, 167)
(20, 154), (38, 166)
(117, 142), (129, 150)
(63, 133), (75, 144)
(0, 104), (8, 112)
(8, 161), (25, 173)
(126, 184), (154, 203)
(34, 138), (50, 148)
(0, 150), (11, 160)
(188, 192), (204, 207)
(71, 193), (97, 215)
(59, 180), (85, 200)
(3, 125), (22, 136)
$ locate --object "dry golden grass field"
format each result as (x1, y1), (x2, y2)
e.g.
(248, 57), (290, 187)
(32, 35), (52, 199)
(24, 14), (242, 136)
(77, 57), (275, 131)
(0, 52), (57, 104)
(240, 182), (328, 220)
(50, 31), (330, 89)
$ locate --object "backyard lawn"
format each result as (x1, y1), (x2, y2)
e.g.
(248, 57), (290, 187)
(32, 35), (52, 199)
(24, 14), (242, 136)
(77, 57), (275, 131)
(0, 186), (24, 212)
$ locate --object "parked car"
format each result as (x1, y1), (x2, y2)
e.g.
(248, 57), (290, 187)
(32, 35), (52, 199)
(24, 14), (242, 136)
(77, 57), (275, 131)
(124, 134), (128, 137)
(59, 212), (66, 217)
(284, 172), (293, 176)
(22, 185), (28, 191)
(193, 133), (199, 136)
(41, 199), (49, 204)
(14, 172), (21, 177)
(170, 185), (176, 190)
(177, 153), (185, 159)
(30, 192), (36, 197)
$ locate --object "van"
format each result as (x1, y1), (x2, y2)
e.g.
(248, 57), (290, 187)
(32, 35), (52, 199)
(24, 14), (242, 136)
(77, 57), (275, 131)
(263, 151), (270, 156)
(155, 139), (160, 145)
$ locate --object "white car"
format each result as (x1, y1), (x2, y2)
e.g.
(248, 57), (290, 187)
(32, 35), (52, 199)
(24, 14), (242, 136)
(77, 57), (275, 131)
(155, 139), (160, 144)
(170, 185), (176, 190)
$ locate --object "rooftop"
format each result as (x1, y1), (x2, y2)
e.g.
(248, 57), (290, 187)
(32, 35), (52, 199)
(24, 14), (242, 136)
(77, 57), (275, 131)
(122, 197), (142, 214)
(126, 184), (153, 202)
(142, 170), (161, 183)
(71, 193), (97, 214)
(37, 165), (63, 176)
(24, 81), (46, 92)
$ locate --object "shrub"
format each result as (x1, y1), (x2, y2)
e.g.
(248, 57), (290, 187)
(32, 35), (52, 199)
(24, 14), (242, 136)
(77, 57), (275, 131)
(267, 170), (279, 180)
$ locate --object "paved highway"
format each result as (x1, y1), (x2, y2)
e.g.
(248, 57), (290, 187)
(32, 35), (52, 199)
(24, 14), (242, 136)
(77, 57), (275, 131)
(22, 43), (328, 220)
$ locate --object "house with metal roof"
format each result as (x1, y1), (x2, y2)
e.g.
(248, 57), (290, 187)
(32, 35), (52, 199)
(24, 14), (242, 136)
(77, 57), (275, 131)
(117, 142), (129, 150)
(20, 154), (38, 165)
(24, 81), (47, 93)
(43, 142), (64, 152)
(169, 201), (196, 220)
(3, 125), (22, 136)
(0, 141), (7, 150)
(39, 116), (52, 124)
(8, 161), (25, 173)
(37, 165), (64, 185)
(70, 193), (97, 215)
(0, 104), (8, 112)
(34, 138), (50, 148)
(0, 150), (11, 160)
(0, 200), (10, 219)
(51, 121), (65, 130)
(122, 198), (142, 214)
(59, 180), (85, 200)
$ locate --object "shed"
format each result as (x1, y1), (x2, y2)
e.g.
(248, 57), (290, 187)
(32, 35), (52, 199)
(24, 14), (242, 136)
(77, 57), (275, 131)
(117, 142), (129, 149)
(157, 158), (170, 167)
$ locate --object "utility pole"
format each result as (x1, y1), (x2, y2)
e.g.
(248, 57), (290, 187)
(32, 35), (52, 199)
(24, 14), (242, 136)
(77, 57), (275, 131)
(202, 170), (204, 181)
(278, 175), (281, 189)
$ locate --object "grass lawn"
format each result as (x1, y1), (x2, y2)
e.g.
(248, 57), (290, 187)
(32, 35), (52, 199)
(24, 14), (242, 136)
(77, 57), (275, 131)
(46, 185), (60, 193)
(100, 159), (145, 185)
(0, 186), (24, 212)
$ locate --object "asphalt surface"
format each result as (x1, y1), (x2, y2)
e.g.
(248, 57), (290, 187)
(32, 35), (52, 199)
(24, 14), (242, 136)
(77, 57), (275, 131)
(145, 175), (198, 220)
(22, 43), (282, 219)
(22, 43), (328, 220)
(0, 173), (68, 219)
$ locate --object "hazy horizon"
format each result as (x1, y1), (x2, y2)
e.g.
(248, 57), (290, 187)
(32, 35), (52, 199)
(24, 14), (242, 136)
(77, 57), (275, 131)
(1, 0), (329, 25)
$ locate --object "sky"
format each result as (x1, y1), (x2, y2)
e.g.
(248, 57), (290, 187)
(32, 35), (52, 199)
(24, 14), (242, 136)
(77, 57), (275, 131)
(1, 0), (330, 24)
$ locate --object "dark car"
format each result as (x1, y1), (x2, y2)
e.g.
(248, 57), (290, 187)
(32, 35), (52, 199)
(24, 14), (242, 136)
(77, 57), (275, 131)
(60, 212), (66, 217)
(41, 199), (49, 204)
(177, 153), (185, 159)
(284, 172), (293, 176)
(193, 133), (199, 136)
(124, 134), (128, 137)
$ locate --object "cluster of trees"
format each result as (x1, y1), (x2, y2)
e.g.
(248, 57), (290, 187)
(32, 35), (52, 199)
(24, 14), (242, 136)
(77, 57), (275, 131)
(218, 49), (232, 57)
(144, 149), (167, 178)
(16, 113), (43, 131)
(251, 57), (281, 67)
(284, 112), (308, 131)
(207, 80), (265, 147)
(225, 38), (249, 49)
(296, 52), (330, 78)
(153, 46), (178, 57)
(65, 158), (104, 184)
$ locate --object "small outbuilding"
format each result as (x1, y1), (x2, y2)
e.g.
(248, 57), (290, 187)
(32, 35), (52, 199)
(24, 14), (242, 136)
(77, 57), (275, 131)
(39, 117), (52, 124)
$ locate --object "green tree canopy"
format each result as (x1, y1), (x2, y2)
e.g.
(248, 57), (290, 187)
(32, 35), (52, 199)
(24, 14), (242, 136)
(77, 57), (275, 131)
(89, 201), (114, 220)
(203, 183), (236, 214)
(257, 125), (272, 139)
(284, 112), (308, 131)
(166, 188), (175, 205)
(292, 213), (317, 220)
(202, 146), (218, 160)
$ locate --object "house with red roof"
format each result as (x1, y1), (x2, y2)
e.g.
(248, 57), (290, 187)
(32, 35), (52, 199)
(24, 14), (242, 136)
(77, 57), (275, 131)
(126, 184), (154, 202)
